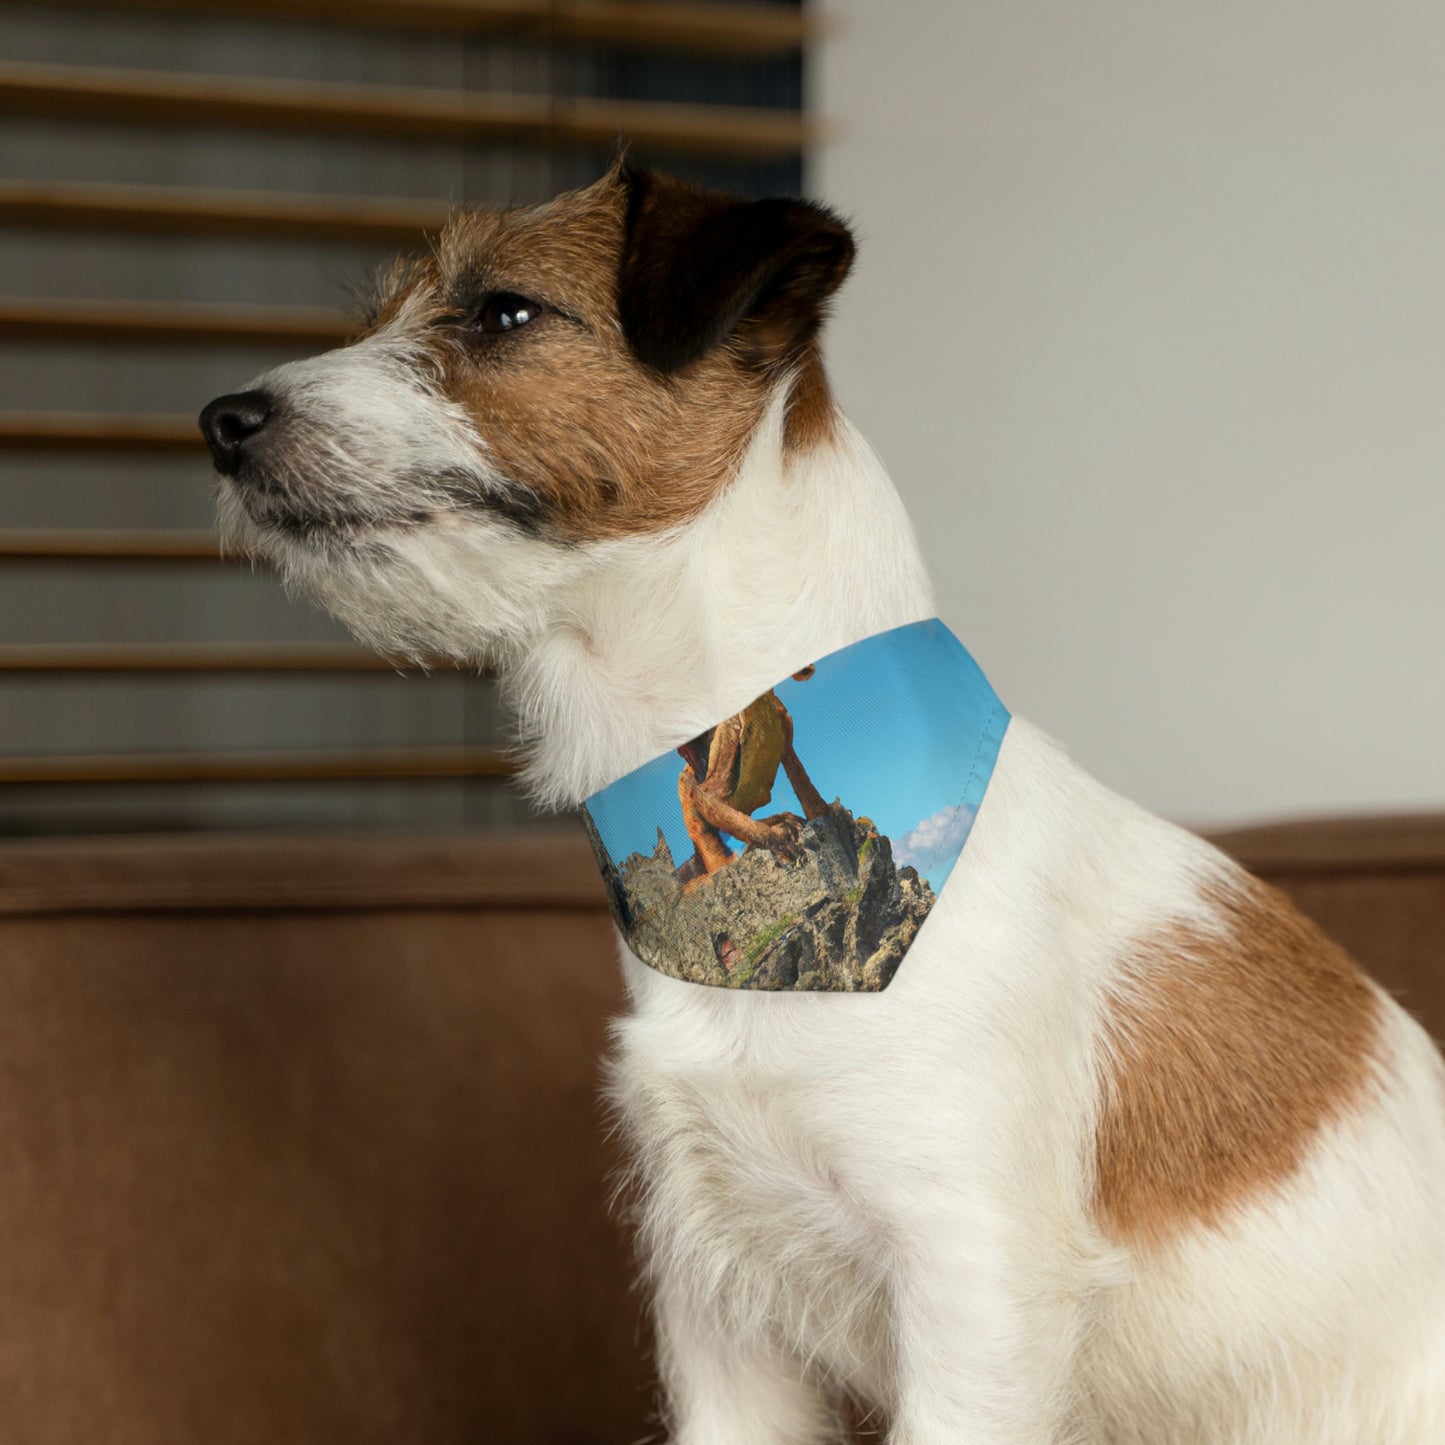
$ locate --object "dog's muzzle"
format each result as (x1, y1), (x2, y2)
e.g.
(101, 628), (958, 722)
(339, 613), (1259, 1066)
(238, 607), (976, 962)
(199, 390), (274, 476)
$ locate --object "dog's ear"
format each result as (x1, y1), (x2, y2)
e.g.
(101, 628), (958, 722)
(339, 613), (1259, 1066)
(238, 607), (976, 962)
(618, 166), (855, 375)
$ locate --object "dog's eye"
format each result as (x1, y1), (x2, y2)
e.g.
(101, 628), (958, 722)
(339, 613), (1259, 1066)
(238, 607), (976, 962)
(473, 292), (542, 335)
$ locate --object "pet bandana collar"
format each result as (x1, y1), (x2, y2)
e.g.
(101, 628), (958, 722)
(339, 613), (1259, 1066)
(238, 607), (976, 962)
(580, 619), (1009, 992)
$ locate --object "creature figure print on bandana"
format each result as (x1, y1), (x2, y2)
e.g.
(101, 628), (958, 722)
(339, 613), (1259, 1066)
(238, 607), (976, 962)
(581, 620), (1009, 991)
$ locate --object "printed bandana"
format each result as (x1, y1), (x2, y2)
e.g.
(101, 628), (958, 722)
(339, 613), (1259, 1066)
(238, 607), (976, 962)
(581, 619), (1009, 992)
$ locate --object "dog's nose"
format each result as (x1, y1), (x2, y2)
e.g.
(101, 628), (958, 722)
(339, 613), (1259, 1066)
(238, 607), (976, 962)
(199, 390), (273, 475)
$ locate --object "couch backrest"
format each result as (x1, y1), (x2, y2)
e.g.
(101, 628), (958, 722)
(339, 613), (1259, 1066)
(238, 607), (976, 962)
(0, 819), (1440, 1443)
(0, 830), (648, 1445)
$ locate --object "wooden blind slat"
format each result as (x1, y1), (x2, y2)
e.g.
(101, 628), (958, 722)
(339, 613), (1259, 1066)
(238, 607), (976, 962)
(0, 62), (818, 161)
(0, 412), (201, 452)
(0, 530), (227, 561)
(0, 180), (449, 245)
(22, 0), (815, 58)
(0, 746), (513, 784)
(0, 298), (353, 348)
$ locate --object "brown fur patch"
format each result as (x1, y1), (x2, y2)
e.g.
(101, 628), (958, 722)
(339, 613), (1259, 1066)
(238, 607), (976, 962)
(782, 341), (839, 453)
(1094, 872), (1382, 1247)
(358, 169), (855, 543)
(363, 171), (845, 541)
(618, 167), (853, 379)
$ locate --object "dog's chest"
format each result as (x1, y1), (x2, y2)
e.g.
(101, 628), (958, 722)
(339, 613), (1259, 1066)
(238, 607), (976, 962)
(611, 995), (895, 1388)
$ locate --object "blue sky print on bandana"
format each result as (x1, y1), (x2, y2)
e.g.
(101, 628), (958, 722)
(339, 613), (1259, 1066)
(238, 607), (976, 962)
(581, 619), (1009, 992)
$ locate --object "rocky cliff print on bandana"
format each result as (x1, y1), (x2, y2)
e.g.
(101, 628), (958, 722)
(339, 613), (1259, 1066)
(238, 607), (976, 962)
(580, 619), (1010, 992)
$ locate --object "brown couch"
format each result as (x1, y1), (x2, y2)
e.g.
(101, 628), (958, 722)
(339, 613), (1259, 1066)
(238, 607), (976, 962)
(0, 817), (1440, 1443)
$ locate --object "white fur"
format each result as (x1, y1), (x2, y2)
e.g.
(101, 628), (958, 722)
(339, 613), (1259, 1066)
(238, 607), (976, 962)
(221, 351), (1445, 1442)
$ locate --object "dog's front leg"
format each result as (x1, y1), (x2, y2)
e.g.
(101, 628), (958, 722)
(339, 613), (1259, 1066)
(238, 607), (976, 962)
(885, 1231), (1086, 1445)
(654, 1275), (842, 1445)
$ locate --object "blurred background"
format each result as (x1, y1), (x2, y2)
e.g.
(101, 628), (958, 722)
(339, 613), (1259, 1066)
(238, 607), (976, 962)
(819, 1), (1445, 828)
(4, 1), (1440, 841)
(0, 3), (1441, 1442)
(0, 0), (802, 838)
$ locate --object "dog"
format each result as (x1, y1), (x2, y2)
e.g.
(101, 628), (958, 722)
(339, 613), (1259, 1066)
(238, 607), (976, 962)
(200, 163), (1445, 1443)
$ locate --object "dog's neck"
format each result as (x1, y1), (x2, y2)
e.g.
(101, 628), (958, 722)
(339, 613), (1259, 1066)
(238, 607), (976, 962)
(505, 391), (937, 809)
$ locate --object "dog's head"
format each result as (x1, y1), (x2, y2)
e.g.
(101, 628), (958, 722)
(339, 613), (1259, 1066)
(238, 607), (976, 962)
(199, 166), (854, 663)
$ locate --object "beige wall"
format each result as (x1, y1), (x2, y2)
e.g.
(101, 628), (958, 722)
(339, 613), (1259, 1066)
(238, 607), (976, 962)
(813, 1), (1445, 827)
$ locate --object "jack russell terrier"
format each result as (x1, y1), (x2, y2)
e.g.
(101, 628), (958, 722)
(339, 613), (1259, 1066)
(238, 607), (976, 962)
(200, 164), (1445, 1444)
